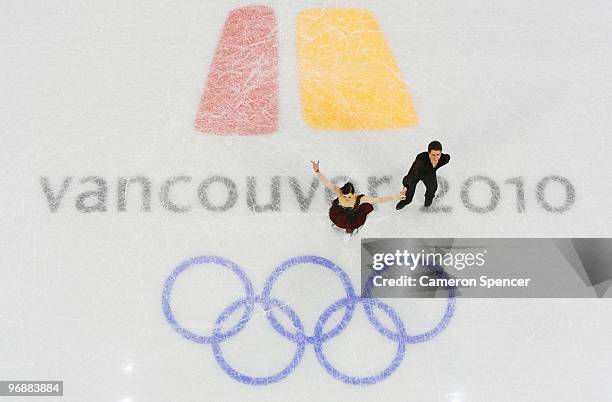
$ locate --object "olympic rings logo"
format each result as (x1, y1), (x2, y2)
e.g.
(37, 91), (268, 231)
(162, 255), (455, 385)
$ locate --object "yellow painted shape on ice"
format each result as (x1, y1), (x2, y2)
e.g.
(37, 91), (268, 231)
(296, 8), (417, 130)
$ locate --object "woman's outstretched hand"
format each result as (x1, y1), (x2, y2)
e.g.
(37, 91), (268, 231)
(310, 160), (320, 173)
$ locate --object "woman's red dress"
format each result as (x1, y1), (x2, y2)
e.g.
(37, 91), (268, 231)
(328, 194), (374, 231)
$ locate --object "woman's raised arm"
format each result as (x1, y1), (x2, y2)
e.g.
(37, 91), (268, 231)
(310, 161), (340, 193)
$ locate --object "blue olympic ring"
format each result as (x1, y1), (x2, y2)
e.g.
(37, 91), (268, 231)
(362, 263), (456, 344)
(161, 255), (255, 344)
(314, 297), (407, 385)
(211, 295), (306, 385)
(261, 255), (356, 344)
(162, 255), (455, 385)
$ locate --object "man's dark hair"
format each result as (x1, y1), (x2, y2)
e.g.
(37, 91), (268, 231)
(428, 141), (442, 152)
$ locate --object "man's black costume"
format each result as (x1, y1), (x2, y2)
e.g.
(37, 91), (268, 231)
(396, 152), (450, 209)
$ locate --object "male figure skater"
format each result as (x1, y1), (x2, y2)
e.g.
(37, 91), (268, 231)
(396, 141), (450, 210)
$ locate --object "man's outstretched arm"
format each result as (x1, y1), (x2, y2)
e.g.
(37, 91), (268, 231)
(438, 153), (451, 168)
(402, 156), (424, 187)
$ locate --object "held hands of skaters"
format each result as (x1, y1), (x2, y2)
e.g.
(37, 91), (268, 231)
(311, 141), (449, 237)
(379, 187), (406, 203)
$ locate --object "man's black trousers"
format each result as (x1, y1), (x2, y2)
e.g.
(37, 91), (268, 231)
(402, 173), (438, 205)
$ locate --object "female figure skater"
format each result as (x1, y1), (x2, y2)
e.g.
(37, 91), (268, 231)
(310, 161), (406, 240)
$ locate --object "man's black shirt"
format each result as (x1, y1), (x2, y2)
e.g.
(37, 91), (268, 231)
(404, 152), (450, 184)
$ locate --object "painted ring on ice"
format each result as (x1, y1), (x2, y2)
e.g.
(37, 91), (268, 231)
(261, 255), (357, 344)
(162, 255), (255, 344)
(362, 263), (456, 343)
(211, 295), (306, 385)
(313, 297), (407, 385)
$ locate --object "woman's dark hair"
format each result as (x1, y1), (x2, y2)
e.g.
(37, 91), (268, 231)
(428, 140), (442, 152)
(340, 182), (355, 195)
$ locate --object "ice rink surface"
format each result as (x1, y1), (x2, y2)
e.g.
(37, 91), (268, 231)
(1, 0), (612, 400)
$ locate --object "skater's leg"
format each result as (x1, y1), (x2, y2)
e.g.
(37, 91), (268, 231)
(423, 174), (438, 207)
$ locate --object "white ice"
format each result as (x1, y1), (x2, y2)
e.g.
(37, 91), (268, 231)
(1, 0), (612, 401)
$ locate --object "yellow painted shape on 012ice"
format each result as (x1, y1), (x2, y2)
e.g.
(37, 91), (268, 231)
(296, 8), (417, 130)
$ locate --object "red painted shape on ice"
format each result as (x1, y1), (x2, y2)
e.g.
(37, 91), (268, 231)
(195, 6), (278, 135)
